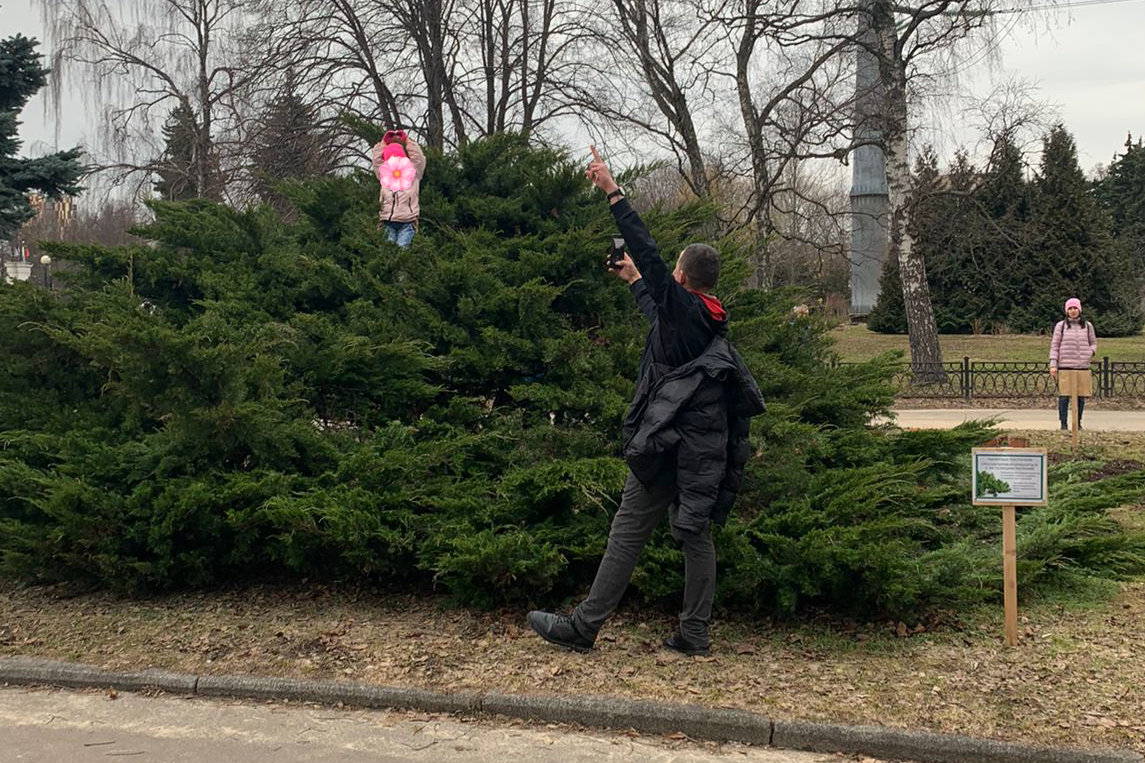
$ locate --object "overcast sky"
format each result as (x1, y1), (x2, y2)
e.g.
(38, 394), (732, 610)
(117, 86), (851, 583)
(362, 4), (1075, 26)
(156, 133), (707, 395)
(8, 0), (1145, 176)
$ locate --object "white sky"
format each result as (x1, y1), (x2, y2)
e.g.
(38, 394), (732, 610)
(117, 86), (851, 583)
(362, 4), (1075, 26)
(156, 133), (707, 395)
(8, 0), (1145, 176)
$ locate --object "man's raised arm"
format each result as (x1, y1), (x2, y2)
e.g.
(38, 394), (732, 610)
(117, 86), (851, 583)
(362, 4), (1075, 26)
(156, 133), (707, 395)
(586, 146), (674, 303)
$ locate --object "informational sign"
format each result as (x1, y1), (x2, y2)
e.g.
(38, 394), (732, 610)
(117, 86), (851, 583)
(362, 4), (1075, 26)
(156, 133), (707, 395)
(972, 448), (1048, 507)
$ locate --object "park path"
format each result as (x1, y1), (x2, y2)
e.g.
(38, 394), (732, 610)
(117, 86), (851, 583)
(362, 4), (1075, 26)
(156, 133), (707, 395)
(888, 408), (1145, 431)
(0, 686), (866, 763)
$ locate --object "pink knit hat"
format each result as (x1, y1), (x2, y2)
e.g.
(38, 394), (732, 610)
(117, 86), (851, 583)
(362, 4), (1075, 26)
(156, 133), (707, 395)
(382, 143), (407, 161)
(1064, 298), (1082, 311)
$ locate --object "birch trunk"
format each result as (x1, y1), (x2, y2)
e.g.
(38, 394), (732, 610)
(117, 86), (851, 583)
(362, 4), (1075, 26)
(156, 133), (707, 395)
(876, 7), (945, 384)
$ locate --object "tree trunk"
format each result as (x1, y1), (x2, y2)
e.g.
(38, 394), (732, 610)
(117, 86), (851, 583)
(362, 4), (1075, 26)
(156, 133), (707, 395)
(197, 0), (212, 199)
(886, 121), (944, 382)
(616, 0), (709, 197)
(681, 124), (709, 197)
(877, 8), (944, 384)
(482, 0), (496, 134)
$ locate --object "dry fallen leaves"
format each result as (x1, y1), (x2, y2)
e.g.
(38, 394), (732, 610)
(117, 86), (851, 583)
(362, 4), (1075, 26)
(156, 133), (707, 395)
(3, 580), (1145, 750)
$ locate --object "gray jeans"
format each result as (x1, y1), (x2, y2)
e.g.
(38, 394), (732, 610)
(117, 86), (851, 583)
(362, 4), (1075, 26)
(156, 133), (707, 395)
(573, 471), (717, 646)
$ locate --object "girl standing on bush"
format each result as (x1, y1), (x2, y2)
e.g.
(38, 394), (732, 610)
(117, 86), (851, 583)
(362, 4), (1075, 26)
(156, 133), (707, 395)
(1049, 298), (1096, 430)
(371, 129), (426, 248)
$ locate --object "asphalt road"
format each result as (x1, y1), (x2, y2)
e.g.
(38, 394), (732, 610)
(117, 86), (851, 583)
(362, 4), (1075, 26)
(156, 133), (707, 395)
(0, 686), (871, 763)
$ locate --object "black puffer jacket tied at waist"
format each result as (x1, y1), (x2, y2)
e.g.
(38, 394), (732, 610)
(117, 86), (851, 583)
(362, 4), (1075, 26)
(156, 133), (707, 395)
(608, 197), (765, 534)
(621, 336), (765, 534)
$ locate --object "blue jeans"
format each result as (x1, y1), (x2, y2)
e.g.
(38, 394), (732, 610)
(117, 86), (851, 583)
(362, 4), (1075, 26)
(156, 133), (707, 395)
(384, 221), (416, 248)
(1059, 396), (1086, 427)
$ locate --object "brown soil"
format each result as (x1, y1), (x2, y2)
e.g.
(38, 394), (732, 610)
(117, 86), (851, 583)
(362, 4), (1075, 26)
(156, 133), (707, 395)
(2, 580), (1142, 752)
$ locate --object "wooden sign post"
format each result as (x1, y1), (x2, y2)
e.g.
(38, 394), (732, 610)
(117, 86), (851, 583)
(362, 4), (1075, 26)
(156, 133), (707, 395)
(972, 447), (1049, 647)
(1071, 390), (1080, 450)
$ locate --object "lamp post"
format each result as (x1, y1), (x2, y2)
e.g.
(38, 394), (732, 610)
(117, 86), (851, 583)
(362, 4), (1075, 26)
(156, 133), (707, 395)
(40, 254), (52, 290)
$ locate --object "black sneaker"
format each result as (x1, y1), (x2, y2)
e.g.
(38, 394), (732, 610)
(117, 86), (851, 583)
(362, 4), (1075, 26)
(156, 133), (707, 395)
(663, 632), (710, 657)
(527, 611), (594, 653)
(1060, 423), (1068, 431)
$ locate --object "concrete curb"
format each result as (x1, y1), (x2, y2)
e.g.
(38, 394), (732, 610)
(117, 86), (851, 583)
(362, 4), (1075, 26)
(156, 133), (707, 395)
(772, 720), (1140, 763)
(482, 691), (774, 745)
(0, 655), (197, 695)
(196, 672), (483, 714)
(1, 656), (1139, 763)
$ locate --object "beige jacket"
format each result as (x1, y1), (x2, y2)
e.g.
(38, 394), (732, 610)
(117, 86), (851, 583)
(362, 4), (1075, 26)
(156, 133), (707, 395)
(371, 139), (426, 224)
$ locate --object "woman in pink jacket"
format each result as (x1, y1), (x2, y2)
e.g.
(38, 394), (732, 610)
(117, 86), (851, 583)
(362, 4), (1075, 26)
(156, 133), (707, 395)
(1049, 298), (1097, 430)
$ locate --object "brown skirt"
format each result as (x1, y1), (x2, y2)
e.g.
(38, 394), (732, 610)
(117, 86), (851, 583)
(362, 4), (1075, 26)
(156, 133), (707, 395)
(1057, 369), (1093, 398)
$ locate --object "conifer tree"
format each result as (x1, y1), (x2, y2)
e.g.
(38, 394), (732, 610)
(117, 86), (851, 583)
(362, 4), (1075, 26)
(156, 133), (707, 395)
(153, 103), (216, 201)
(1013, 125), (1141, 335)
(865, 250), (906, 334)
(869, 148), (987, 334)
(869, 128), (1142, 337)
(915, 149), (993, 333)
(250, 83), (335, 216)
(978, 131), (1030, 221)
(1095, 135), (1145, 284)
(975, 131), (1032, 328)
(0, 35), (83, 240)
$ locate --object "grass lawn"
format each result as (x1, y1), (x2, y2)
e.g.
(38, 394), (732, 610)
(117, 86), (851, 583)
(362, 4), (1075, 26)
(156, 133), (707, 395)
(832, 323), (1145, 364)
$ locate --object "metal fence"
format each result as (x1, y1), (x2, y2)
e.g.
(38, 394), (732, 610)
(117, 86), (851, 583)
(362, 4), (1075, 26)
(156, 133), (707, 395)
(845, 357), (1145, 399)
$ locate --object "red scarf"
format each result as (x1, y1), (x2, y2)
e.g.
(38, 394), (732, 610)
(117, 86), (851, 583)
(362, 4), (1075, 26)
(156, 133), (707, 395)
(695, 292), (727, 321)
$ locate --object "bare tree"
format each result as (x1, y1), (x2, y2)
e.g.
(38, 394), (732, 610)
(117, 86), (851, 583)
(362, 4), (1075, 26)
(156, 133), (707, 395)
(569, 0), (722, 198)
(963, 76), (1058, 158)
(255, 0), (595, 156)
(700, 0), (856, 288)
(719, 0), (853, 225)
(249, 0), (409, 129)
(386, 0), (468, 149)
(864, 0), (1017, 380)
(459, 0), (596, 138)
(36, 0), (280, 202)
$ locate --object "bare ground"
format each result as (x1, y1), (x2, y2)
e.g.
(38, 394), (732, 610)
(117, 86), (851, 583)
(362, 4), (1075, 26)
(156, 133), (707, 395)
(1, 576), (1142, 753)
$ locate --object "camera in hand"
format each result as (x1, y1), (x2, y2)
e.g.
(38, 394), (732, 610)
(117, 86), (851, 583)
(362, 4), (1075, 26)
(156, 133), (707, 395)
(608, 237), (626, 269)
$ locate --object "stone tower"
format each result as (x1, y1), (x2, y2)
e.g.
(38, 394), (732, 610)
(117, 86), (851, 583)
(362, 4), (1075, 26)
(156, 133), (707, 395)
(849, 0), (890, 316)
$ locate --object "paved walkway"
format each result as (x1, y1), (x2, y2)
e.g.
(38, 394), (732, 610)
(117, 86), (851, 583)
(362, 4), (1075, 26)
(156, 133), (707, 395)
(0, 687), (858, 763)
(888, 408), (1145, 431)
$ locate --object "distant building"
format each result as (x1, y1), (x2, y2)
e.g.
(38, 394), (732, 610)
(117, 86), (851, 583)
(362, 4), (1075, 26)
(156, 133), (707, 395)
(27, 192), (74, 228)
(2, 193), (73, 284)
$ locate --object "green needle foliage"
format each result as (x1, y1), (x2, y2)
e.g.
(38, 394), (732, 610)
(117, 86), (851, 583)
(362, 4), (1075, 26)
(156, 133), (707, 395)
(0, 35), (84, 239)
(870, 127), (1144, 336)
(2, 134), (1143, 619)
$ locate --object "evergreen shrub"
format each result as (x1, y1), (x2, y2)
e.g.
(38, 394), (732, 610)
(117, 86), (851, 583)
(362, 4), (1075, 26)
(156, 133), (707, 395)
(2, 134), (1143, 618)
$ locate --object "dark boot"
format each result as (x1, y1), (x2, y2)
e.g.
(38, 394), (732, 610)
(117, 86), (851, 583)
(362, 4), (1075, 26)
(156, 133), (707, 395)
(1058, 396), (1069, 430)
(527, 611), (594, 653)
(663, 632), (711, 657)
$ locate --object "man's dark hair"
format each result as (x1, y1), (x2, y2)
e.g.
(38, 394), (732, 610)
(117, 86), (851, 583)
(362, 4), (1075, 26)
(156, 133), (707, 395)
(679, 244), (720, 291)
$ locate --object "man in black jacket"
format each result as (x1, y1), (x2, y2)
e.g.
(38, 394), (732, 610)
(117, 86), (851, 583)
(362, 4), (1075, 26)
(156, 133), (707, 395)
(527, 147), (764, 657)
